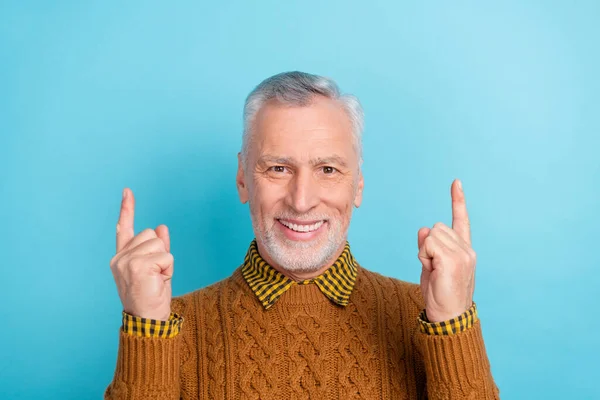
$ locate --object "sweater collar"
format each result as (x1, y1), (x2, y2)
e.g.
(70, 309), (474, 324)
(241, 239), (358, 309)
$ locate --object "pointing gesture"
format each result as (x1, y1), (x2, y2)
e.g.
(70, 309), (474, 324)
(417, 179), (476, 323)
(110, 188), (174, 321)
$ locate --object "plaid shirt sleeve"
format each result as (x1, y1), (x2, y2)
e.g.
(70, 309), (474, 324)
(121, 311), (184, 338)
(418, 302), (478, 335)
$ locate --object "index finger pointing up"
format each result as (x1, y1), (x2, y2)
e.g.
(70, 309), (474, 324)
(451, 179), (471, 246)
(116, 188), (135, 252)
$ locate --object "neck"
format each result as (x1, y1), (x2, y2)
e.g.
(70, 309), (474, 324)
(256, 241), (347, 281)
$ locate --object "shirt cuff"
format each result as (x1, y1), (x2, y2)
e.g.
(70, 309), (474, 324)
(121, 311), (184, 338)
(418, 302), (478, 336)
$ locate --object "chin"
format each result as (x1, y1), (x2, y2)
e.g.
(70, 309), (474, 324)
(262, 231), (340, 272)
(251, 210), (348, 271)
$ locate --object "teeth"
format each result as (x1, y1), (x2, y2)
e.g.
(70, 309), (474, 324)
(280, 220), (324, 233)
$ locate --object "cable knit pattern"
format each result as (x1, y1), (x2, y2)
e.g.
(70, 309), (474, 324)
(337, 271), (382, 399)
(281, 302), (330, 399)
(368, 271), (409, 399)
(201, 281), (227, 399)
(171, 295), (195, 399)
(105, 265), (500, 399)
(230, 278), (279, 399)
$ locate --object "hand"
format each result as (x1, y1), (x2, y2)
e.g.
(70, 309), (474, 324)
(417, 179), (476, 323)
(109, 188), (174, 321)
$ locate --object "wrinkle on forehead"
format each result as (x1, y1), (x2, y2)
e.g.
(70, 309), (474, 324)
(247, 97), (358, 168)
(257, 154), (349, 168)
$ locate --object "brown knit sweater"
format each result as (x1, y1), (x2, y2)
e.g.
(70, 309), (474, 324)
(105, 265), (500, 399)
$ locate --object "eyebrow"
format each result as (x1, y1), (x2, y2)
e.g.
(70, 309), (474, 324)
(310, 156), (348, 168)
(257, 155), (295, 165)
(257, 154), (349, 168)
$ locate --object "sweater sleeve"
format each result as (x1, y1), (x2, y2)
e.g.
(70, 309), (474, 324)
(104, 297), (189, 400)
(404, 283), (500, 399)
(413, 318), (501, 399)
(103, 330), (183, 400)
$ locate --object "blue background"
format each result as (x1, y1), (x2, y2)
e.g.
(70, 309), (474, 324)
(1, 1), (598, 399)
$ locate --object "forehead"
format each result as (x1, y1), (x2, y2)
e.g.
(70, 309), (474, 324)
(250, 96), (356, 161)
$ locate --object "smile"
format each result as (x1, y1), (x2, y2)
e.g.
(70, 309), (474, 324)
(277, 219), (325, 233)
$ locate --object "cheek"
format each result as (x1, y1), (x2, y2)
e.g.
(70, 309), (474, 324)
(250, 179), (287, 218)
(324, 182), (356, 218)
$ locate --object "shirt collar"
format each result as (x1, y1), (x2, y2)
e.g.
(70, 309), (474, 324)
(241, 239), (358, 309)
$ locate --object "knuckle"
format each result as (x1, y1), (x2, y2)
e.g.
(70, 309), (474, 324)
(149, 237), (166, 251)
(114, 254), (129, 271)
(109, 254), (119, 269)
(128, 256), (146, 271)
(141, 228), (157, 237)
(469, 249), (477, 261)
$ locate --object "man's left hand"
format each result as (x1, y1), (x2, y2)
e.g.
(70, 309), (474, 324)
(417, 179), (476, 323)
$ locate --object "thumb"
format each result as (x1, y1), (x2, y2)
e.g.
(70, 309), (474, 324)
(417, 227), (430, 250)
(417, 227), (433, 272)
(155, 224), (171, 253)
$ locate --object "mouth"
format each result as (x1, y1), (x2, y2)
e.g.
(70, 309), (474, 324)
(276, 218), (327, 241)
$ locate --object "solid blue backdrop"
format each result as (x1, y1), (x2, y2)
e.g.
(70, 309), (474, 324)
(1, 1), (598, 399)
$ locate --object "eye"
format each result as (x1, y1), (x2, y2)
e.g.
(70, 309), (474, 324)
(322, 166), (337, 174)
(269, 166), (287, 173)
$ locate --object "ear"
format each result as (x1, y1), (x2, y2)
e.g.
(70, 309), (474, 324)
(353, 170), (364, 208)
(236, 152), (249, 204)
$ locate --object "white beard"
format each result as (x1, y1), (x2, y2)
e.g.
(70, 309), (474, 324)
(251, 211), (347, 273)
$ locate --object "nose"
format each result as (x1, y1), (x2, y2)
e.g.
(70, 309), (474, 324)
(286, 169), (320, 214)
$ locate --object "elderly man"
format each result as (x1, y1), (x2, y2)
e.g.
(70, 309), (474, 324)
(105, 71), (500, 399)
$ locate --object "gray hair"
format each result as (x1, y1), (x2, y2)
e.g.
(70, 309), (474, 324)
(241, 71), (364, 168)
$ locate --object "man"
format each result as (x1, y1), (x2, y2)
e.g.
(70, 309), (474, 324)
(105, 71), (500, 399)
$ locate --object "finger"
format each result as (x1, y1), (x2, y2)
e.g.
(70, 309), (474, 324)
(418, 234), (449, 266)
(116, 188), (135, 253)
(132, 252), (174, 280)
(451, 179), (471, 246)
(431, 222), (467, 250)
(418, 227), (430, 250)
(419, 251), (433, 273)
(126, 237), (167, 258)
(155, 225), (170, 253)
(121, 228), (158, 254)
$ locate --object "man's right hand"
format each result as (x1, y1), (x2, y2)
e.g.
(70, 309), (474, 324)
(109, 188), (174, 321)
